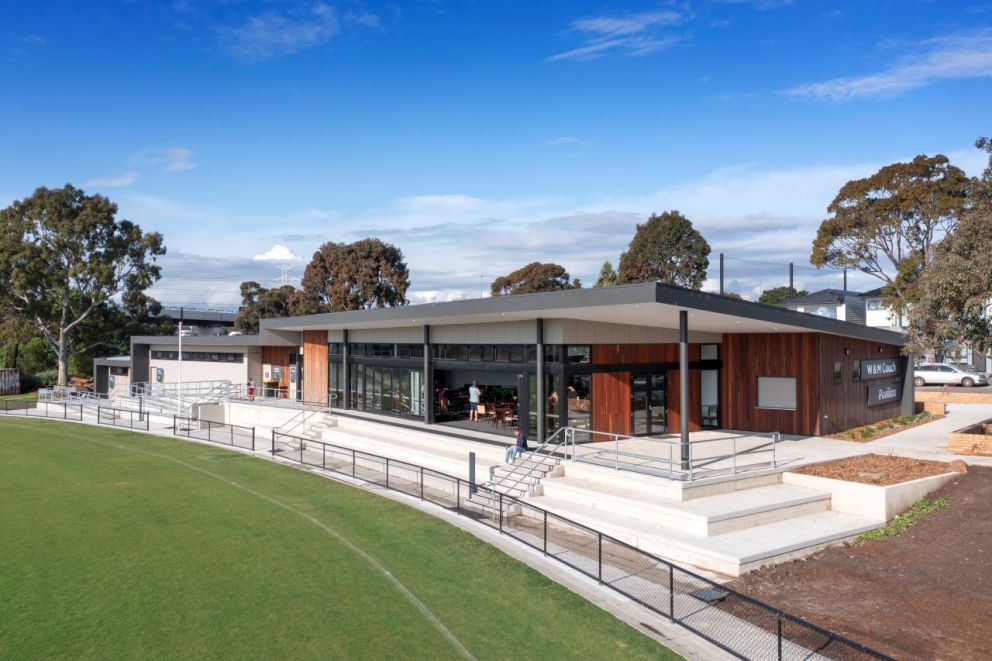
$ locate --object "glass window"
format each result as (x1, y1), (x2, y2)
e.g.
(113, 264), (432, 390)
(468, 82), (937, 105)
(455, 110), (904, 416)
(833, 361), (842, 384)
(544, 345), (562, 363)
(852, 360), (861, 381)
(469, 345), (483, 361)
(480, 345), (495, 362)
(757, 377), (797, 410)
(567, 345), (591, 364)
(700, 370), (719, 428)
(566, 374), (592, 429)
(328, 342), (344, 356)
(495, 345), (510, 362)
(700, 344), (719, 361)
(509, 345), (525, 363)
(866, 299), (884, 310)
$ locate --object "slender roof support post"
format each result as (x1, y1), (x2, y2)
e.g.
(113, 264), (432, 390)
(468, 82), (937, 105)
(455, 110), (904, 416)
(679, 310), (690, 470)
(536, 318), (545, 443)
(342, 329), (351, 410)
(423, 325), (434, 424)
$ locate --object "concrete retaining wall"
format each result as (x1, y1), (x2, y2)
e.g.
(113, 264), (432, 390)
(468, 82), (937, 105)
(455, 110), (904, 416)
(783, 470), (957, 521)
(915, 390), (992, 405)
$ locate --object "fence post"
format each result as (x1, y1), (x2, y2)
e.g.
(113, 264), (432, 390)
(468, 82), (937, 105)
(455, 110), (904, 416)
(498, 492), (503, 533)
(230, 424), (233, 446)
(669, 564), (675, 621)
(270, 430), (275, 455)
(777, 614), (783, 660)
(251, 427), (256, 452)
(597, 532), (602, 584)
(322, 443), (326, 470)
(97, 405), (101, 425)
(386, 458), (390, 489)
(172, 415), (176, 434)
(63, 403), (67, 420)
(351, 449), (356, 477)
(457, 478), (461, 510)
(419, 466), (424, 500)
(543, 511), (548, 555)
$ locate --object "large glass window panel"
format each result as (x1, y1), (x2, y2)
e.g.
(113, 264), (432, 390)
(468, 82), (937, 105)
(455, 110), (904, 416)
(567, 346), (591, 364)
(700, 370), (719, 428)
(329, 362), (344, 408)
(381, 368), (393, 412)
(566, 374), (592, 430)
(700, 344), (719, 361)
(545, 373), (562, 434)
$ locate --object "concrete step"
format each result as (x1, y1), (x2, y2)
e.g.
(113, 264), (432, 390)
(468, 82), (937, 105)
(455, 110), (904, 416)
(525, 494), (880, 577)
(540, 478), (831, 536)
(559, 460), (784, 502)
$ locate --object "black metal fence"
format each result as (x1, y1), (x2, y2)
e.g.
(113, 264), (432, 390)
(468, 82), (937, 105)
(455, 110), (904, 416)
(268, 430), (892, 661)
(96, 406), (151, 431)
(172, 416), (257, 451)
(0, 400), (84, 420)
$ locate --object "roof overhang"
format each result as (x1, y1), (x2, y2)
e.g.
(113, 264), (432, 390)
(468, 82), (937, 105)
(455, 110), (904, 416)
(260, 283), (906, 346)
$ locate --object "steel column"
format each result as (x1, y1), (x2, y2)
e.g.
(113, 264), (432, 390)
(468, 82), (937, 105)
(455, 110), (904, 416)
(342, 329), (351, 410)
(535, 318), (545, 443)
(679, 310), (690, 469)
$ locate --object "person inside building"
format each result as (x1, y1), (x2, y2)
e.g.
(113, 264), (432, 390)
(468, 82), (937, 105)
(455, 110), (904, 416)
(468, 380), (481, 422)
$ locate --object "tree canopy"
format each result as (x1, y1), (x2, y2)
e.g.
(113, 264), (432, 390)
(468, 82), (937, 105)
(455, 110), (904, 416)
(0, 185), (165, 385)
(758, 285), (809, 306)
(491, 262), (581, 296)
(906, 138), (992, 356)
(234, 282), (297, 333)
(594, 261), (619, 288)
(296, 238), (409, 312)
(811, 155), (969, 312)
(617, 211), (710, 289)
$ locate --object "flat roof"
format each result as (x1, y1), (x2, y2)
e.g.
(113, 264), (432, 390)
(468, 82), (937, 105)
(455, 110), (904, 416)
(130, 335), (263, 346)
(260, 282), (905, 345)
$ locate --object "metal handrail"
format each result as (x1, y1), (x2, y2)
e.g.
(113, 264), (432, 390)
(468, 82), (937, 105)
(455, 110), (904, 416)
(566, 427), (781, 481)
(483, 427), (571, 500)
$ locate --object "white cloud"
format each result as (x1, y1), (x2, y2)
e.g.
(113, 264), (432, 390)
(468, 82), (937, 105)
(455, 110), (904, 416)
(135, 147), (196, 171)
(253, 244), (303, 262)
(220, 2), (379, 62)
(786, 30), (992, 101)
(548, 11), (683, 61)
(546, 136), (587, 146)
(81, 172), (138, 188)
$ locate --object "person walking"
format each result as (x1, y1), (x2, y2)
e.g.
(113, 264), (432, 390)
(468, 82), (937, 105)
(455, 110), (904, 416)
(247, 379), (256, 402)
(468, 380), (481, 422)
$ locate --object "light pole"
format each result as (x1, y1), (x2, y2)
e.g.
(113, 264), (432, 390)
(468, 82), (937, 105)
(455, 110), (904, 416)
(177, 307), (184, 417)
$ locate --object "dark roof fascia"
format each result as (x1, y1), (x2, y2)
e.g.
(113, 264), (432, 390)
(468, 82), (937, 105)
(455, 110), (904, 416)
(129, 335), (264, 346)
(655, 284), (905, 345)
(260, 282), (661, 331)
(93, 356), (132, 368)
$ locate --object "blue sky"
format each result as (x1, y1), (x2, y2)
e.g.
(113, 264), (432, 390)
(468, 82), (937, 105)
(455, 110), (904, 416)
(2, 0), (990, 305)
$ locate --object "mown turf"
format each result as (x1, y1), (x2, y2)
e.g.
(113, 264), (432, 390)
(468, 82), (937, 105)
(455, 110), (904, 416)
(0, 418), (679, 660)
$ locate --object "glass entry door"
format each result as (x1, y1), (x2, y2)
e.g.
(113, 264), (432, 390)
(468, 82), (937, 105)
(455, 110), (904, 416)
(631, 373), (667, 436)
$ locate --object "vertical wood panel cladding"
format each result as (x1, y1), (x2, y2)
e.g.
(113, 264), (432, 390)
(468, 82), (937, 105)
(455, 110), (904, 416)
(590, 343), (703, 434)
(720, 333), (820, 436)
(303, 330), (329, 405)
(819, 335), (903, 434)
(592, 371), (631, 435)
(262, 346), (294, 389)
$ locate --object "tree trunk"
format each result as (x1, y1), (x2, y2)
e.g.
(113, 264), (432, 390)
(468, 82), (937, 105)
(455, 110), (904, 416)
(57, 334), (70, 387)
(11, 343), (17, 370)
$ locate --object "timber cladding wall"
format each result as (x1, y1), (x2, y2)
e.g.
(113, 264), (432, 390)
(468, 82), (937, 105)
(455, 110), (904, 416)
(261, 346), (294, 390)
(589, 343), (703, 436)
(818, 334), (904, 434)
(721, 333), (820, 436)
(302, 330), (329, 405)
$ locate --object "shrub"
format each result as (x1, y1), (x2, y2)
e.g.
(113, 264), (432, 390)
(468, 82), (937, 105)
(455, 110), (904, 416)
(860, 426), (877, 439)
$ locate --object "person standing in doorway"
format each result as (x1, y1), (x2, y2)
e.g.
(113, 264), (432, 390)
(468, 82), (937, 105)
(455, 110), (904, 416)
(468, 380), (481, 421)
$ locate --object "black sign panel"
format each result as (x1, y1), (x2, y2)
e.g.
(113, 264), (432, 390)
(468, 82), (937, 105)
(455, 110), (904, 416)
(867, 383), (901, 407)
(860, 358), (900, 380)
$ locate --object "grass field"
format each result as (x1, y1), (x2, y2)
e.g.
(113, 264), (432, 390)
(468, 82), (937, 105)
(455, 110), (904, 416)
(0, 392), (37, 401)
(0, 418), (678, 660)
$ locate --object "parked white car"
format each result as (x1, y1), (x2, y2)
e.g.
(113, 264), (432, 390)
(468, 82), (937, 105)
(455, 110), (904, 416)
(913, 363), (989, 387)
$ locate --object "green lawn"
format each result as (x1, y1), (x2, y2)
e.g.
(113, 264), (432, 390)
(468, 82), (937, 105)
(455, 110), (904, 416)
(0, 392), (37, 401)
(0, 418), (678, 660)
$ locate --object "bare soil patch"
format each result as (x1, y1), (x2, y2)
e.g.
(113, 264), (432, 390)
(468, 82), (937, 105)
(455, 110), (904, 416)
(728, 467), (992, 660)
(795, 454), (954, 486)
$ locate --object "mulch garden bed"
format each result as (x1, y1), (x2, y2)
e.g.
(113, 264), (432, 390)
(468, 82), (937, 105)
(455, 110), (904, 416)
(795, 454), (956, 486)
(826, 413), (943, 443)
(728, 467), (992, 660)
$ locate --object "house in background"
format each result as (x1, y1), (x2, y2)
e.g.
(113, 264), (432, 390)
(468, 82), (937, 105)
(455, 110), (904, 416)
(780, 289), (867, 325)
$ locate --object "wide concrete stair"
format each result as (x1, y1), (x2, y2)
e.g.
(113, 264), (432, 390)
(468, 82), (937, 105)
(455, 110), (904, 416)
(299, 414), (338, 443)
(312, 416), (506, 480)
(524, 462), (882, 578)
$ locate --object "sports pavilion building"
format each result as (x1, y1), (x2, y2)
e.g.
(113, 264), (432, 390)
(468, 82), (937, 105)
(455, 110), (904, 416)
(106, 282), (914, 443)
